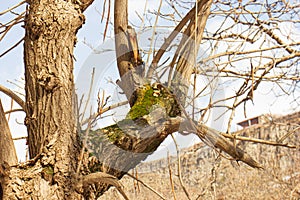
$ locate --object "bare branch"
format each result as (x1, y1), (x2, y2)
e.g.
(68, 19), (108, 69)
(195, 123), (263, 169)
(114, 0), (129, 78)
(221, 132), (297, 149)
(0, 85), (25, 110)
(12, 136), (27, 140)
(0, 1), (26, 16)
(80, 100), (128, 126)
(0, 37), (24, 58)
(4, 108), (24, 115)
(76, 172), (129, 200)
(126, 173), (167, 200)
(171, 134), (191, 200)
(147, 2), (197, 78)
(0, 12), (25, 42)
(167, 151), (177, 200)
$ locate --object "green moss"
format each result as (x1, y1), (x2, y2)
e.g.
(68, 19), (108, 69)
(82, 83), (180, 148)
(125, 83), (181, 120)
(126, 85), (158, 120)
(42, 166), (54, 175)
(106, 125), (124, 143)
(89, 152), (94, 157)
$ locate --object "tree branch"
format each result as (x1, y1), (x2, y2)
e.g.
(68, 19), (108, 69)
(0, 1), (26, 16)
(0, 100), (18, 166)
(78, 0), (95, 12)
(126, 173), (167, 200)
(76, 172), (129, 200)
(195, 124), (263, 168)
(114, 0), (129, 78)
(0, 85), (25, 111)
(147, 1), (198, 79)
(114, 0), (145, 105)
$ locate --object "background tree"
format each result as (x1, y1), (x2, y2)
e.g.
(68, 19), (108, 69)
(0, 0), (299, 199)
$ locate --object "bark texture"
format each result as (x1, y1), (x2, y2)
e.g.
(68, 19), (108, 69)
(114, 0), (129, 78)
(1, 0), (90, 199)
(114, 0), (146, 106)
(24, 0), (82, 160)
(78, 83), (261, 198)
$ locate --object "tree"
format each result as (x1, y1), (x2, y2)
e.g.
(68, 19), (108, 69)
(0, 0), (299, 199)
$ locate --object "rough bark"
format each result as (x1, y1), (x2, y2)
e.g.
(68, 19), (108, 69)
(0, 100), (18, 166)
(114, 0), (145, 106)
(81, 117), (183, 197)
(0, 100), (17, 200)
(1, 0), (93, 199)
(24, 0), (83, 160)
(196, 124), (262, 168)
(23, 0), (83, 197)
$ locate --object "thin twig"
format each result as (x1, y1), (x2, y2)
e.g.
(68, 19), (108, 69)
(4, 108), (24, 114)
(77, 172), (129, 200)
(0, 85), (25, 110)
(12, 136), (27, 140)
(147, 3), (196, 78)
(77, 111), (92, 175)
(80, 68), (95, 124)
(0, 1), (26, 16)
(145, 0), (163, 67)
(0, 12), (25, 42)
(171, 134), (191, 200)
(126, 173), (167, 200)
(167, 151), (177, 200)
(80, 100), (128, 126)
(102, 0), (111, 41)
(134, 168), (140, 193)
(210, 155), (221, 200)
(221, 132), (297, 148)
(0, 37), (24, 58)
(277, 126), (300, 143)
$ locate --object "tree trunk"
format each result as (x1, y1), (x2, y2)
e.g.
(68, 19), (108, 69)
(24, 0), (82, 161)
(1, 0), (91, 199)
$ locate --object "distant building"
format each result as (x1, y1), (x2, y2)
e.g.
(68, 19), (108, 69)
(237, 112), (300, 128)
(237, 114), (275, 128)
(237, 116), (259, 128)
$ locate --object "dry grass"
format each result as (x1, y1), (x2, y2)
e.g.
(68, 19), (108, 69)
(100, 115), (300, 200)
(99, 145), (299, 200)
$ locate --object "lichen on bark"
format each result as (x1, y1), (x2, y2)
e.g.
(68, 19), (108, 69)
(126, 83), (181, 120)
(81, 82), (181, 156)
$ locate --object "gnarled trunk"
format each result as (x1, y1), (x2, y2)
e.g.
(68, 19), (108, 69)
(1, 0), (88, 199)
